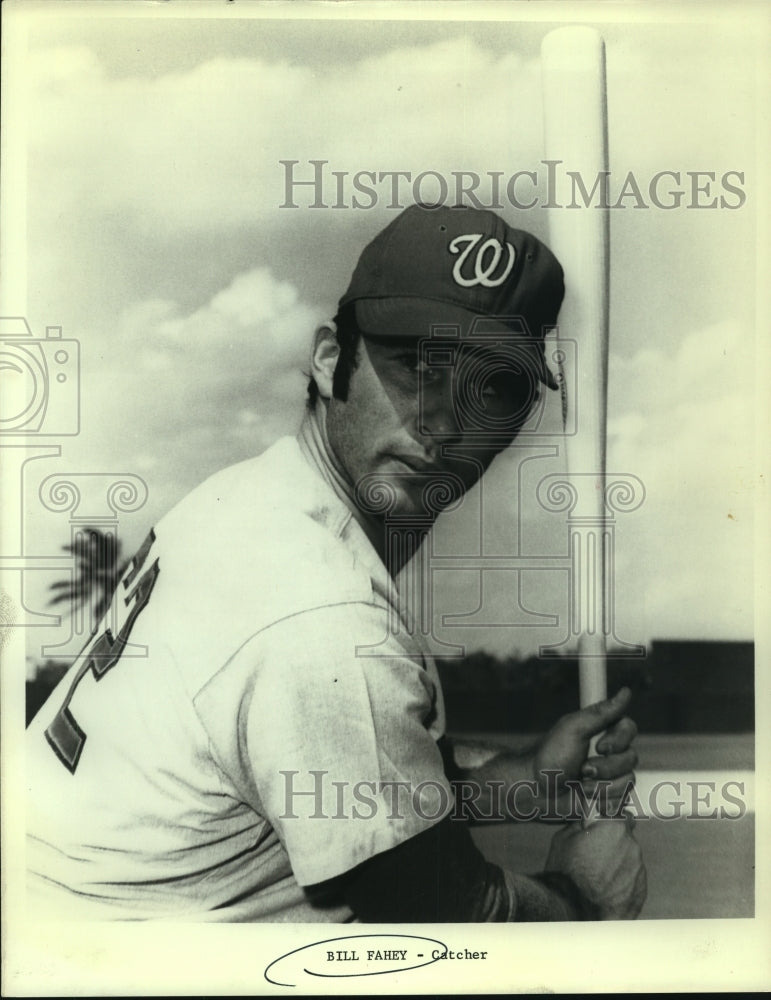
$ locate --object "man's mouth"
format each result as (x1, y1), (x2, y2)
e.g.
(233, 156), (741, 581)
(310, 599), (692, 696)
(387, 454), (438, 474)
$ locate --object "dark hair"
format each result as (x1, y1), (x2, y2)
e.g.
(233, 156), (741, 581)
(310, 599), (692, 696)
(306, 301), (362, 409)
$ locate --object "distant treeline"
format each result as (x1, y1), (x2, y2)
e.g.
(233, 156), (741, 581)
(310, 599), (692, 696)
(436, 640), (754, 734)
(27, 639), (753, 734)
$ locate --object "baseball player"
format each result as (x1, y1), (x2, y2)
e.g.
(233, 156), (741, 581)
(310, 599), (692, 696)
(26, 204), (645, 922)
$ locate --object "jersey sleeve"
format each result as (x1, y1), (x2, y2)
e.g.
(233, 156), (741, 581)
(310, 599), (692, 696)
(193, 600), (453, 887)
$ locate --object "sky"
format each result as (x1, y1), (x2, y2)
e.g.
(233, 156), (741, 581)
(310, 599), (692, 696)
(3, 2), (764, 660)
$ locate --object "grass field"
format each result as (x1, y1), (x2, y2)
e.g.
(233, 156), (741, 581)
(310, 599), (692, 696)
(466, 732), (755, 920)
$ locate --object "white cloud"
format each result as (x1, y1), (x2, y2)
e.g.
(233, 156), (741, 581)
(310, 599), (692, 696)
(608, 319), (754, 640)
(63, 266), (319, 535)
(27, 39), (543, 235)
(28, 29), (753, 242)
(606, 24), (755, 175)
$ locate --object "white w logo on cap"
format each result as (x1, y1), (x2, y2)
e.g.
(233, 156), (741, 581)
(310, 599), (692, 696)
(449, 233), (516, 288)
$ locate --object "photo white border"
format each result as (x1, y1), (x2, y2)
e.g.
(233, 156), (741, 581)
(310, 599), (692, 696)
(2, 0), (769, 994)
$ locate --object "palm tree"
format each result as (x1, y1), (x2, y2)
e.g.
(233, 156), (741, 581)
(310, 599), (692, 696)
(48, 527), (129, 625)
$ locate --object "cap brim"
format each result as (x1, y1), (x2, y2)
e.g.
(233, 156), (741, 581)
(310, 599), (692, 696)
(354, 297), (558, 389)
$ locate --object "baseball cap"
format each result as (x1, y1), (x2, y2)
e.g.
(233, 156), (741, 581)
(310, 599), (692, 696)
(339, 203), (564, 388)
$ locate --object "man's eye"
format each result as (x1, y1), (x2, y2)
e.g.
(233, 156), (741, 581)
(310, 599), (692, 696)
(475, 378), (507, 404)
(395, 352), (419, 370)
(398, 355), (440, 379)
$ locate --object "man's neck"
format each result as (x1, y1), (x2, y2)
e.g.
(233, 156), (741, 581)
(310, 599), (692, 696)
(297, 406), (425, 577)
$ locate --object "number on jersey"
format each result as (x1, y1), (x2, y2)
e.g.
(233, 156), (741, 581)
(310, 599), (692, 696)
(45, 529), (160, 773)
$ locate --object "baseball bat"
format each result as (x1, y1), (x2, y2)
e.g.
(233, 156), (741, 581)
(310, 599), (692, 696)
(541, 28), (610, 745)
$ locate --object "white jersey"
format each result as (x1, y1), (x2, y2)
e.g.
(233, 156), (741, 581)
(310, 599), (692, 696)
(26, 435), (451, 921)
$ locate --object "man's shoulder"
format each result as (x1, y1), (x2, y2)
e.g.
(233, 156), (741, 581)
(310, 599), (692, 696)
(117, 436), (382, 696)
(160, 436), (347, 542)
(153, 436), (374, 612)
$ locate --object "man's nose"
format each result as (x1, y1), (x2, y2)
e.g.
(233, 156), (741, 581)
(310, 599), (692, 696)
(418, 381), (463, 445)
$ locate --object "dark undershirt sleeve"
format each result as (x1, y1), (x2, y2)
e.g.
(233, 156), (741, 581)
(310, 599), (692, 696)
(307, 814), (600, 923)
(326, 814), (511, 922)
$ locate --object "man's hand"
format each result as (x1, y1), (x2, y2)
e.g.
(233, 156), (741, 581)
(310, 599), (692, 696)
(544, 816), (647, 919)
(446, 687), (639, 821)
(531, 686), (638, 814)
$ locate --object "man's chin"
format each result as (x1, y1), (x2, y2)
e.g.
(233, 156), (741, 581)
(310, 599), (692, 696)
(355, 459), (469, 521)
(384, 473), (458, 522)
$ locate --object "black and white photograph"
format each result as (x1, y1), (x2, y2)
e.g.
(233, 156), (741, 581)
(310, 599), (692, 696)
(1, 0), (768, 994)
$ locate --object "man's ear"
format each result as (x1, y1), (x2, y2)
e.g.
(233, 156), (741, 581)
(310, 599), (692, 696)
(310, 322), (339, 401)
